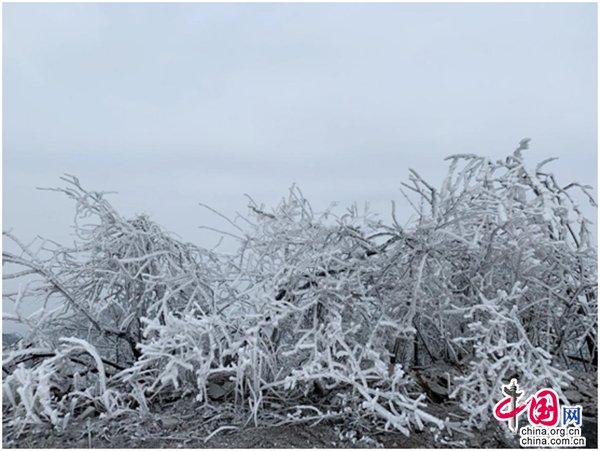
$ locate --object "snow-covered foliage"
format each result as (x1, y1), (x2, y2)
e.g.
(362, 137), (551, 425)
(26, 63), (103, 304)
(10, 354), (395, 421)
(3, 141), (596, 437)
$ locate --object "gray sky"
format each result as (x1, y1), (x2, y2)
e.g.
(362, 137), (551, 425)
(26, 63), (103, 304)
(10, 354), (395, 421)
(3, 2), (597, 253)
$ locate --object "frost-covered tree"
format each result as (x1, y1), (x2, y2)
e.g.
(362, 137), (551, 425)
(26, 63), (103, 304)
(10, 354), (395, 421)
(4, 176), (218, 363)
(3, 176), (224, 424)
(391, 140), (596, 426)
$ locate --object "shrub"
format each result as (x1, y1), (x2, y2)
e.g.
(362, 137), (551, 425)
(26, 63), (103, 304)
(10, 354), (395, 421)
(3, 140), (596, 438)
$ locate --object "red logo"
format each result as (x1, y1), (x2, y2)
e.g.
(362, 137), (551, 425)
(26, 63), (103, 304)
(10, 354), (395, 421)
(528, 389), (560, 426)
(493, 379), (560, 433)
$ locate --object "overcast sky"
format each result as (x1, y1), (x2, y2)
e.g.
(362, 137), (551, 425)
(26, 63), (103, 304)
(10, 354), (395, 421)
(3, 2), (597, 254)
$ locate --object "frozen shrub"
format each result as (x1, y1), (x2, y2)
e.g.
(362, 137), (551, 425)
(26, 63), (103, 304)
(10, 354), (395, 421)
(3, 176), (218, 365)
(394, 141), (596, 425)
(3, 140), (596, 437)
